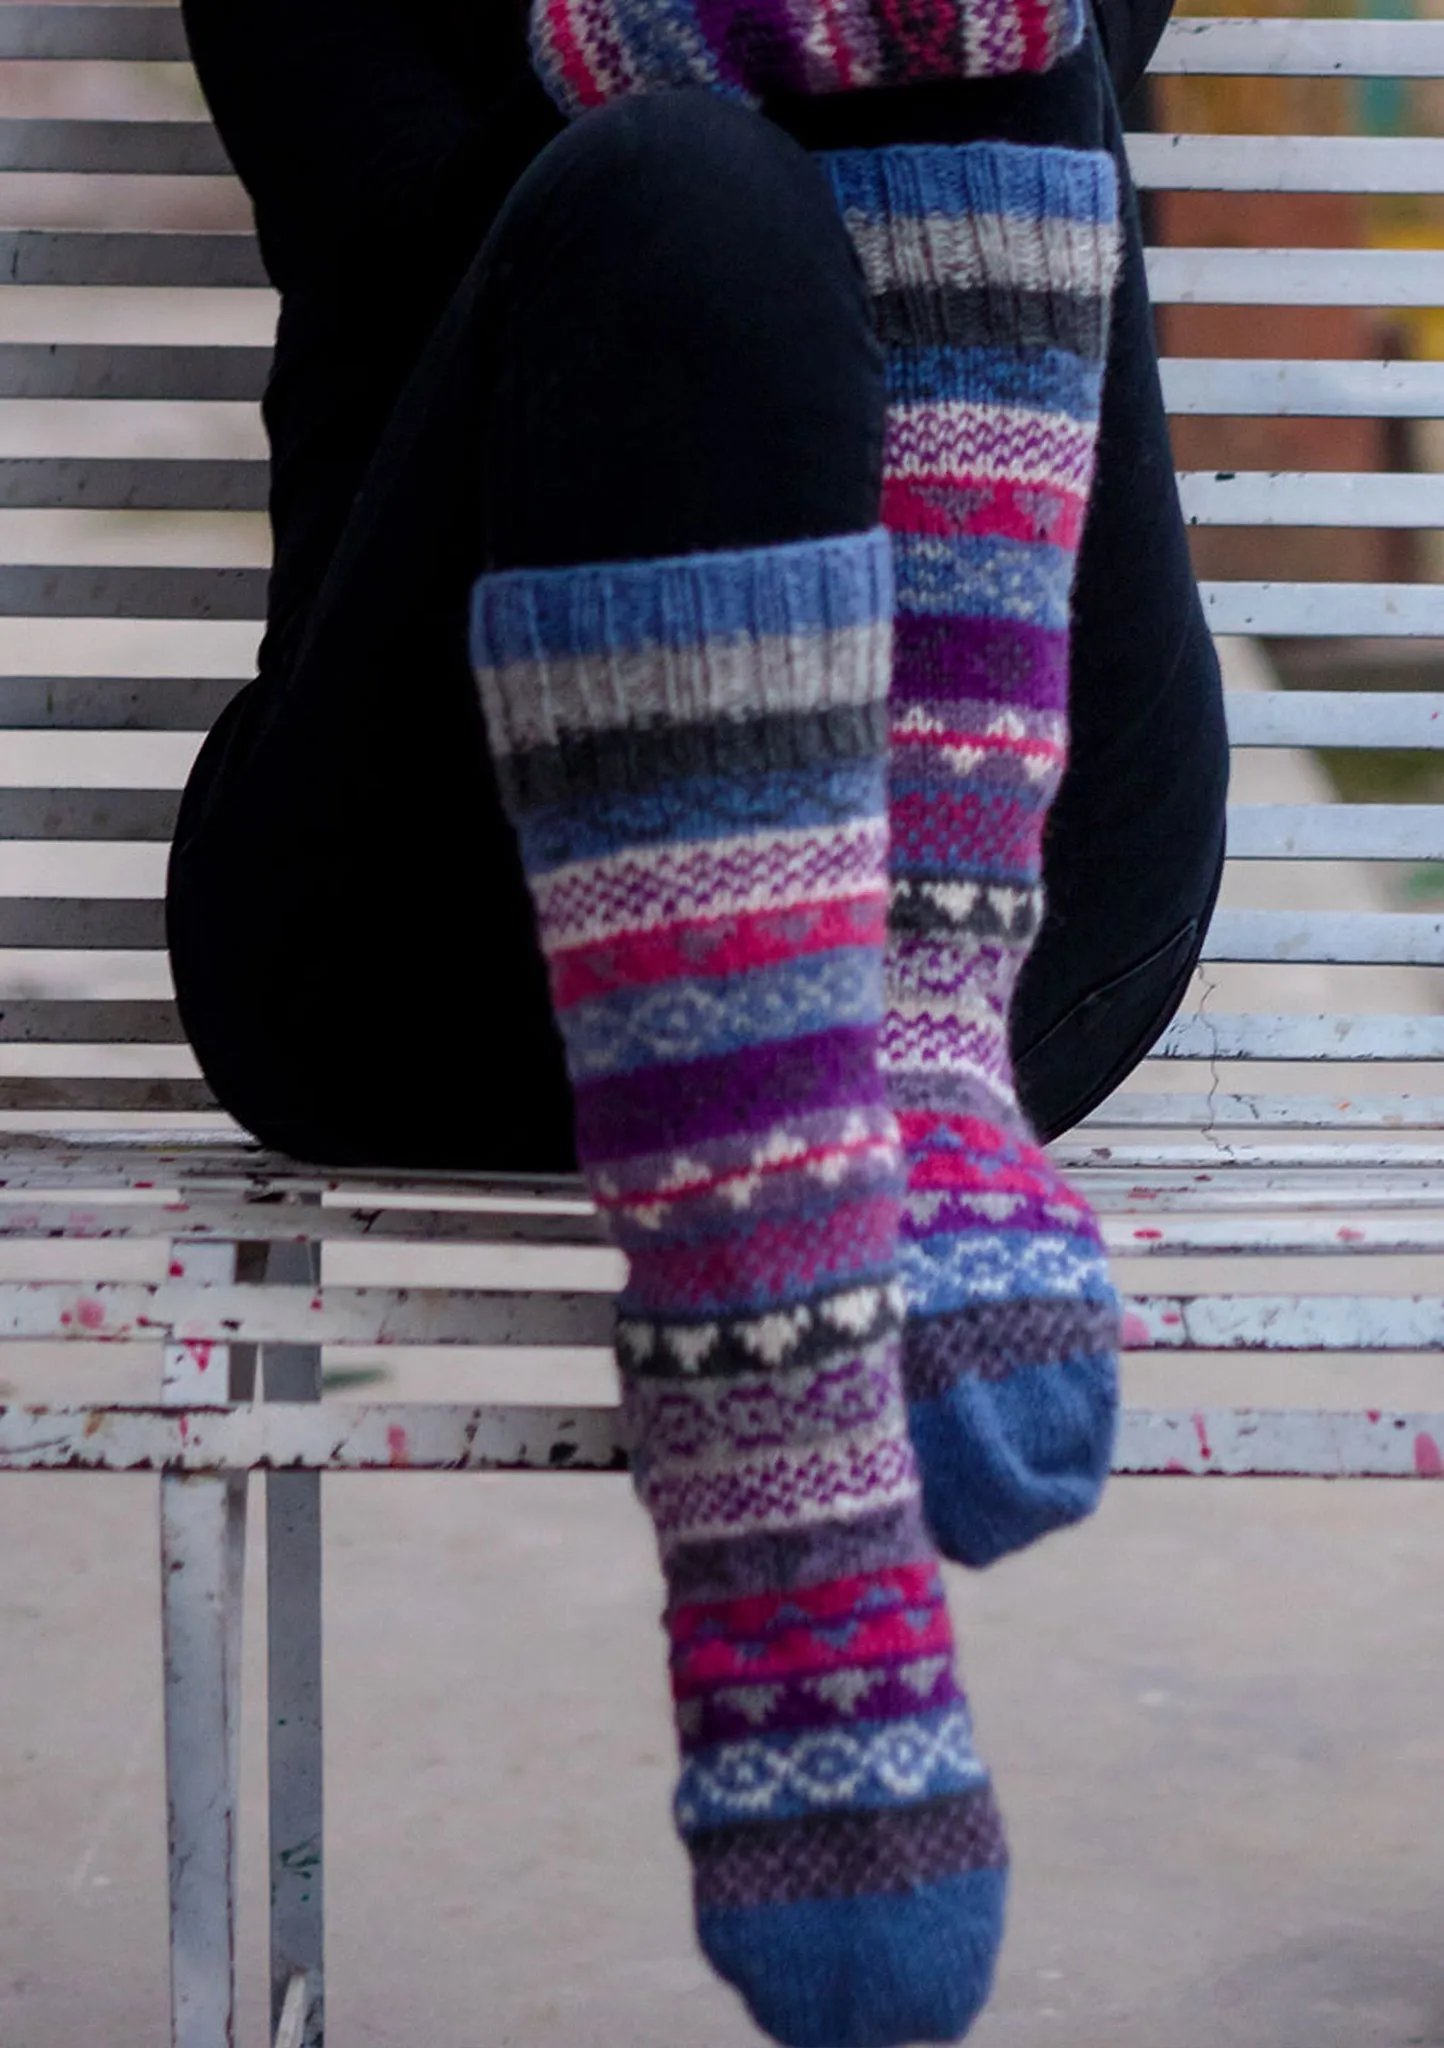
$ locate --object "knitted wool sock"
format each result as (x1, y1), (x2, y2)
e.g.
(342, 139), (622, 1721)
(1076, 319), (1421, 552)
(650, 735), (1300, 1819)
(822, 144), (1124, 1569)
(472, 530), (1006, 2048)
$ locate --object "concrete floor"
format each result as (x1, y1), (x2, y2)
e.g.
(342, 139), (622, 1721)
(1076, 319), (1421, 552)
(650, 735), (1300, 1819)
(5, 1455), (1444, 2048)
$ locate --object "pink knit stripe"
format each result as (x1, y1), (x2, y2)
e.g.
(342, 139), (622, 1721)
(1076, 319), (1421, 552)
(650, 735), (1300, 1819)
(548, 893), (887, 1009)
(535, 0), (609, 107)
(673, 1556), (942, 1642)
(882, 474), (1088, 549)
(672, 1591), (953, 1691)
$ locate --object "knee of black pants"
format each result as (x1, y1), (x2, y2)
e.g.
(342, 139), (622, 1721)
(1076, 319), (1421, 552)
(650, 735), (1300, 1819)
(477, 91), (886, 566)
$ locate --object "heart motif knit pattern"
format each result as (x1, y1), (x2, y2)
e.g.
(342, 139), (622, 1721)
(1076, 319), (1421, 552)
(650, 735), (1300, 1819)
(472, 530), (1006, 2048)
(823, 142), (1124, 1568)
(529, 0), (1087, 115)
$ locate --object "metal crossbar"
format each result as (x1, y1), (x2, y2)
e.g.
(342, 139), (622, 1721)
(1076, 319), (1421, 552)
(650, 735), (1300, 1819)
(3, 7), (1444, 2044)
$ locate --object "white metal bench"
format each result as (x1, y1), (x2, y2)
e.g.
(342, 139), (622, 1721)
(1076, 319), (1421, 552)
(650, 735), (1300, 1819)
(3, 5), (1443, 2043)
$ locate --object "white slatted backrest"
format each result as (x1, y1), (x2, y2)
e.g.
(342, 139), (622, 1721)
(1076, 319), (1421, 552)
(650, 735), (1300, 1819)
(1, 4), (1442, 1146)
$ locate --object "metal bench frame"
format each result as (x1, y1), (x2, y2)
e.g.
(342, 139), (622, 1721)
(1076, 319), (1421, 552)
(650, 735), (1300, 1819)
(3, 6), (1444, 2043)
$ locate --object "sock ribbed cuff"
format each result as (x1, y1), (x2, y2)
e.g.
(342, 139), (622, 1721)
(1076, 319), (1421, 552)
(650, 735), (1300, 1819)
(472, 529), (894, 794)
(824, 142), (1121, 360)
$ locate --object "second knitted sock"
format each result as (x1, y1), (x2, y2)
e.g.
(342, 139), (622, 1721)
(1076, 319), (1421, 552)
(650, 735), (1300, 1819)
(824, 142), (1124, 1569)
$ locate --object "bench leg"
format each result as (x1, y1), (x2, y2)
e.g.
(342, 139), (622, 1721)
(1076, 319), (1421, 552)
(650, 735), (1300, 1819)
(160, 1241), (250, 2048)
(264, 1236), (325, 2047)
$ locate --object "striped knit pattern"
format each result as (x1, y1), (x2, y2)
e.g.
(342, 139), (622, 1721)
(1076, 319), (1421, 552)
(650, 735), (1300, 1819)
(472, 532), (1006, 2048)
(529, 0), (1086, 116)
(824, 143), (1124, 1570)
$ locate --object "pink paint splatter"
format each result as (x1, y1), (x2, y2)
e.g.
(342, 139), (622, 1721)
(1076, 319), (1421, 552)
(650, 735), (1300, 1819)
(1120, 1311), (1152, 1348)
(1193, 1412), (1213, 1461)
(1133, 1228), (1163, 1242)
(1367, 1409), (1382, 1425)
(184, 1339), (214, 1374)
(169, 1259), (185, 1279)
(1415, 1433), (1444, 1478)
(1165, 1458), (1189, 1475)
(1338, 1226), (1365, 1243)
(386, 1425), (410, 1468)
(76, 1298), (105, 1331)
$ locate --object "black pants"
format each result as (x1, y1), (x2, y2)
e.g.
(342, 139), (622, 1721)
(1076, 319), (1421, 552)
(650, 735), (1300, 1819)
(167, 63), (1228, 1172)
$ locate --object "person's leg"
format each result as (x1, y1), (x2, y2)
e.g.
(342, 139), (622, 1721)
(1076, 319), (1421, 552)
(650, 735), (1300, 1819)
(169, 86), (881, 1169)
(471, 92), (1007, 2048)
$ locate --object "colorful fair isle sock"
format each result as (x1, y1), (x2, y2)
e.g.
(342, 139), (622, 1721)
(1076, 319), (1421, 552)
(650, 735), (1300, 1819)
(530, 0), (1087, 119)
(472, 531), (1006, 2048)
(822, 144), (1124, 1570)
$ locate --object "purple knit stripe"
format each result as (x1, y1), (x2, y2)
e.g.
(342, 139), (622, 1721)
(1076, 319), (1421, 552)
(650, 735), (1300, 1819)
(690, 1787), (1007, 1910)
(891, 612), (1067, 709)
(904, 1187), (1099, 1240)
(572, 1024), (886, 1158)
(681, 1656), (964, 1750)
(692, 0), (810, 90)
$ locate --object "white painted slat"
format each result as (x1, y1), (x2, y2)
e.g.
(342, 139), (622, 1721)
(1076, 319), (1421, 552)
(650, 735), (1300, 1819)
(0, 343), (268, 402)
(1201, 909), (1444, 966)
(1151, 17), (1444, 78)
(1124, 1295), (1444, 1348)
(1062, 1139), (1444, 1169)
(1088, 1179), (1444, 1211)
(1155, 1013), (1444, 1061)
(1202, 582), (1444, 636)
(0, 6), (190, 61)
(0, 1279), (615, 1345)
(1162, 358), (1444, 419)
(11, 1196), (1440, 1257)
(1147, 246), (1444, 306)
(1226, 805), (1444, 860)
(7, 1401), (1444, 1478)
(1105, 1214), (1444, 1256)
(0, 231), (266, 290)
(1179, 471), (1444, 529)
(3, 1279), (1442, 1350)
(0, 119), (230, 176)
(1115, 1409), (1444, 1478)
(0, 1401), (626, 1473)
(1224, 692), (1444, 750)
(0, 1199), (606, 1249)
(1084, 1093), (1444, 1130)
(0, 1134), (583, 1198)
(1129, 133), (1444, 194)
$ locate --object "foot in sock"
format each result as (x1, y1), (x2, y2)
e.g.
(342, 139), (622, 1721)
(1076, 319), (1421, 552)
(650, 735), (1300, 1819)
(473, 530), (1006, 2047)
(823, 143), (1124, 1569)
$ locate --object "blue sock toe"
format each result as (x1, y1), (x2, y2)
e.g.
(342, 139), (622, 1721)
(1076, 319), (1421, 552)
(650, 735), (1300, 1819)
(910, 1352), (1118, 1568)
(700, 1869), (1007, 2048)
